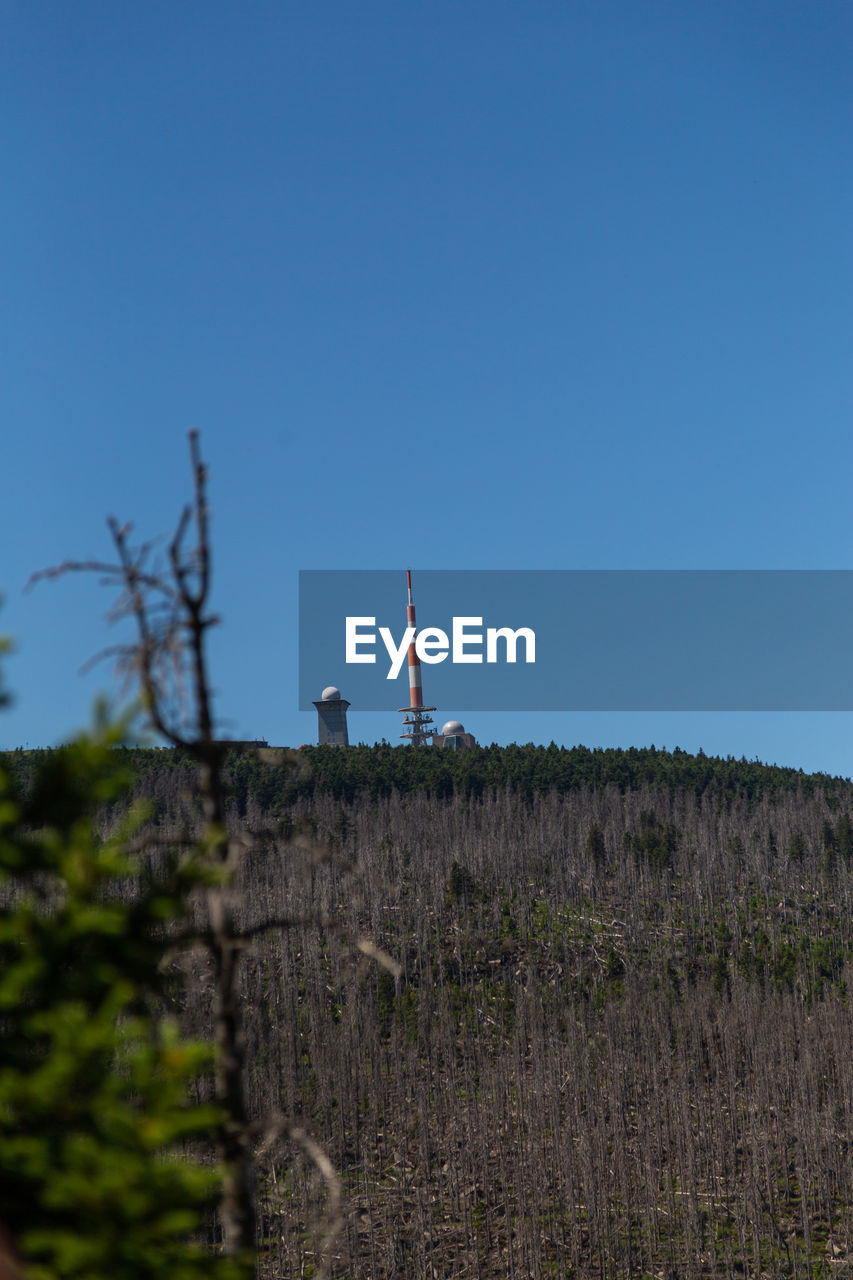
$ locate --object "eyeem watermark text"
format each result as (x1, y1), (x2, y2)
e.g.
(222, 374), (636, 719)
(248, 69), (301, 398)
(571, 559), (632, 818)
(346, 617), (536, 679)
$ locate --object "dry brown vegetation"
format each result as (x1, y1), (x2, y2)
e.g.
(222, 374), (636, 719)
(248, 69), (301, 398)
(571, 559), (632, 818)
(122, 762), (853, 1280)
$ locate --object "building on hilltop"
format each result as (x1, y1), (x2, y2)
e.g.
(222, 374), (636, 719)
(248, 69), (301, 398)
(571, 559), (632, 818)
(432, 719), (476, 749)
(313, 686), (350, 746)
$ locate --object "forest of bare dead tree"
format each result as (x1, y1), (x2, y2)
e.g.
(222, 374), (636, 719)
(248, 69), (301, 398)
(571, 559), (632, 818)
(56, 743), (852, 1280)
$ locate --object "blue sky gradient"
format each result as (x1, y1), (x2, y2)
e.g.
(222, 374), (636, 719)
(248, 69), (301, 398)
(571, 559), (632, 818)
(3, 2), (852, 771)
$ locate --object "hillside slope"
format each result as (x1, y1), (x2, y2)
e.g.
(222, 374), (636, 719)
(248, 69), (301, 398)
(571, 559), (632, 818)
(9, 744), (853, 1277)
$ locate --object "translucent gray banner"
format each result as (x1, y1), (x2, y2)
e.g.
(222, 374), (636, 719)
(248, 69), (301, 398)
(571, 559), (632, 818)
(298, 571), (853, 711)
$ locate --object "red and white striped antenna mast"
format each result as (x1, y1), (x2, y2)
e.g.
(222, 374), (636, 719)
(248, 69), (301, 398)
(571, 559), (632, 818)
(398, 569), (436, 745)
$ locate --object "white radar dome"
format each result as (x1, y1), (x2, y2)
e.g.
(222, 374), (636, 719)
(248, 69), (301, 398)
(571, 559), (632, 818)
(441, 720), (464, 736)
(321, 686), (342, 701)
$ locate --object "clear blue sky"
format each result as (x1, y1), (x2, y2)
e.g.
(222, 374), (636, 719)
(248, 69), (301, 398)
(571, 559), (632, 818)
(3, 1), (852, 774)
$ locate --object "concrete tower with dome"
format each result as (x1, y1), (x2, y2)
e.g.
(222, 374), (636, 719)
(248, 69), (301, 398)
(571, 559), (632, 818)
(313, 685), (350, 746)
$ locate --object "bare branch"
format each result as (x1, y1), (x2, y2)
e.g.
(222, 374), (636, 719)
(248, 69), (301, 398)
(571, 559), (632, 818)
(78, 643), (139, 677)
(27, 558), (123, 590)
(355, 936), (403, 978)
(167, 913), (318, 953)
(252, 1115), (343, 1280)
(168, 503), (193, 600)
(28, 559), (181, 605)
(189, 428), (211, 606)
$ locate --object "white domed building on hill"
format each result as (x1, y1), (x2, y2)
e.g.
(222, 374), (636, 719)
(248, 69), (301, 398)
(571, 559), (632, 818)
(432, 719), (476, 749)
(313, 685), (350, 746)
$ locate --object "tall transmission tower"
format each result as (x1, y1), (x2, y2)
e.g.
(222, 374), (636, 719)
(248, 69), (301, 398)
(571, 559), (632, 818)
(398, 569), (436, 745)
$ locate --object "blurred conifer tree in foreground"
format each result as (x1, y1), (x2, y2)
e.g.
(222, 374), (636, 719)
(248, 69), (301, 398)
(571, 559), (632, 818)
(0, 703), (250, 1279)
